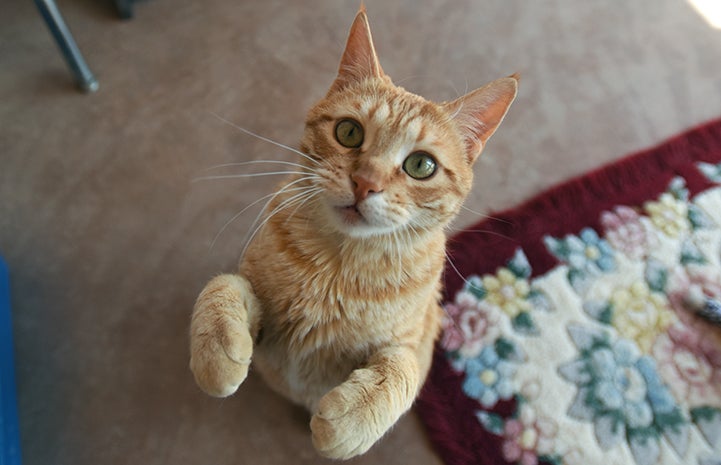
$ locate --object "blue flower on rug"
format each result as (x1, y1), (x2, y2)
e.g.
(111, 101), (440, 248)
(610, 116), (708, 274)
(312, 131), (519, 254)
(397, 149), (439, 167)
(645, 177), (712, 233)
(462, 341), (521, 408)
(544, 228), (616, 292)
(698, 161), (721, 183)
(690, 406), (721, 450)
(558, 324), (689, 465)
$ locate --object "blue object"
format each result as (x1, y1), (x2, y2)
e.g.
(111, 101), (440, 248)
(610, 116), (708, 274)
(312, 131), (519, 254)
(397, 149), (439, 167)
(0, 255), (21, 465)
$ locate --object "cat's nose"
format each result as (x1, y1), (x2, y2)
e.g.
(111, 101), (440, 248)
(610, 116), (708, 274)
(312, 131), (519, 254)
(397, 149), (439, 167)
(351, 173), (383, 202)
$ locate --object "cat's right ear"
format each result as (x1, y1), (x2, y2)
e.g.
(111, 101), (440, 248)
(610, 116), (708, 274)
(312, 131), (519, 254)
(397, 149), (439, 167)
(444, 75), (519, 164)
(328, 5), (385, 94)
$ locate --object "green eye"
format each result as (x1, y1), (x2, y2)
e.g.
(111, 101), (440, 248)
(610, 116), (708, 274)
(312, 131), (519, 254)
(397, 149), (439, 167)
(334, 119), (364, 148)
(403, 152), (437, 180)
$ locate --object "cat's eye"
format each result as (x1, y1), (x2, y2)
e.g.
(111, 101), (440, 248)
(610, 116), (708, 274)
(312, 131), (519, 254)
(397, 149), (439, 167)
(403, 152), (437, 180)
(334, 119), (364, 148)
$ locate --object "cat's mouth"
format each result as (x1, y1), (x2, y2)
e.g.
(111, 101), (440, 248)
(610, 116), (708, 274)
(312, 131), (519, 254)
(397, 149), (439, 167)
(329, 201), (401, 238)
(336, 204), (365, 224)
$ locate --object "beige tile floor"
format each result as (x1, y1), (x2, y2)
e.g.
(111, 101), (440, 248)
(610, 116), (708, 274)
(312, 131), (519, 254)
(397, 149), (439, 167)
(1, 0), (720, 464)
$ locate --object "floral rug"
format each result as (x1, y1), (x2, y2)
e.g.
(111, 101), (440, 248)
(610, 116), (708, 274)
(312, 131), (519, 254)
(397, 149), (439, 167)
(417, 119), (721, 465)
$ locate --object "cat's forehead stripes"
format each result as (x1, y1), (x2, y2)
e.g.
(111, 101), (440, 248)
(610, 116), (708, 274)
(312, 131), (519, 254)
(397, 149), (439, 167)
(360, 99), (390, 125)
(357, 94), (432, 148)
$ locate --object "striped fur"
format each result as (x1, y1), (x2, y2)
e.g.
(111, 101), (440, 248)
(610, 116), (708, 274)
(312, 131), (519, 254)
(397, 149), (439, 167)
(190, 6), (517, 459)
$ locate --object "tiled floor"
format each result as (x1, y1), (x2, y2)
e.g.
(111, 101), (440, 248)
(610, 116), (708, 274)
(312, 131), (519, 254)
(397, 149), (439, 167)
(1, 0), (720, 463)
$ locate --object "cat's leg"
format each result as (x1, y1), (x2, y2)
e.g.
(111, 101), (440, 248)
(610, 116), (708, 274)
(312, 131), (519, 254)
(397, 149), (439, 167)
(189, 274), (261, 397)
(309, 345), (429, 459)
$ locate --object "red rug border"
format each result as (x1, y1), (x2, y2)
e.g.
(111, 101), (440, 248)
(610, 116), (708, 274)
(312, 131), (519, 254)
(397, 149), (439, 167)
(417, 117), (721, 465)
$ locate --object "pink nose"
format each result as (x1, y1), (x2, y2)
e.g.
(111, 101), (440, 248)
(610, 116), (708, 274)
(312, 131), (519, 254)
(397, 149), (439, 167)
(351, 173), (383, 202)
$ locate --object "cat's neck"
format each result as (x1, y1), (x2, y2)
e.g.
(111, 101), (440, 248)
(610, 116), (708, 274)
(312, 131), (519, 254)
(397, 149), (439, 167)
(262, 196), (447, 281)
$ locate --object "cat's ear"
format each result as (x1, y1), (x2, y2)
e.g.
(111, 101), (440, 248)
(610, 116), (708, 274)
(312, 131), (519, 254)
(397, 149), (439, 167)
(443, 74), (519, 164)
(329, 5), (385, 94)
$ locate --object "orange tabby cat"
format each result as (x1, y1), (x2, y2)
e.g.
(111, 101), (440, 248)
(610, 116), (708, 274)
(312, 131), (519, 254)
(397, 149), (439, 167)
(190, 6), (517, 459)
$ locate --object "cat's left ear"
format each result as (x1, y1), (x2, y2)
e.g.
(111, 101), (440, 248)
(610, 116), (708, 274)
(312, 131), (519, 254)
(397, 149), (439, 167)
(329, 6), (385, 94)
(444, 74), (519, 164)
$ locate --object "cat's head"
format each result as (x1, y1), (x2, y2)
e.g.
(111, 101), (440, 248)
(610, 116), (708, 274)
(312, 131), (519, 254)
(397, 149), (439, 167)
(300, 6), (517, 239)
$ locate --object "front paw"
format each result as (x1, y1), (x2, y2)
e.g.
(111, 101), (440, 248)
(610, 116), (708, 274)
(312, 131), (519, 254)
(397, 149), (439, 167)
(310, 369), (391, 459)
(189, 315), (253, 398)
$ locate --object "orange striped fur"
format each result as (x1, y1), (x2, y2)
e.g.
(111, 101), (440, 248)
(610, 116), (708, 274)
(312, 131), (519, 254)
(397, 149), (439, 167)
(190, 6), (517, 459)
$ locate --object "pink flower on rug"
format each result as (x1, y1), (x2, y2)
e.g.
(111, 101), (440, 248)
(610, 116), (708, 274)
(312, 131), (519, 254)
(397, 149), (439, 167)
(653, 322), (721, 405)
(501, 406), (557, 465)
(441, 290), (500, 359)
(667, 265), (721, 325)
(600, 206), (650, 259)
(441, 302), (465, 352)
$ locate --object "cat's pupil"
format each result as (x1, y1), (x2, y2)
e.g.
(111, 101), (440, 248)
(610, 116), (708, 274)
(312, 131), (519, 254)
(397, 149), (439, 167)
(335, 119), (364, 148)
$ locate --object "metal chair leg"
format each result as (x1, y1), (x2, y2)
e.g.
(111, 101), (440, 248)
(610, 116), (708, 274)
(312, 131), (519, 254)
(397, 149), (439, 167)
(34, 0), (99, 93)
(115, 0), (134, 19)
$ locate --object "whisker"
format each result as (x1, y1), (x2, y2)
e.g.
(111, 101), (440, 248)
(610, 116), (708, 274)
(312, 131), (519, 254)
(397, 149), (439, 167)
(284, 187), (323, 224)
(460, 205), (512, 225)
(199, 160), (317, 173)
(439, 251), (466, 337)
(406, 223), (459, 330)
(394, 74), (425, 86)
(209, 176), (318, 251)
(447, 228), (516, 242)
(209, 111), (322, 166)
(391, 229), (402, 284)
(444, 250), (477, 291)
(240, 187), (321, 259)
(192, 171), (317, 183)
(240, 176), (319, 250)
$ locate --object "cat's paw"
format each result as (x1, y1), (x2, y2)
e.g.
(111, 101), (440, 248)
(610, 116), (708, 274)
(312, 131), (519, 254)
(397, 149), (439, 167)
(310, 369), (391, 459)
(189, 314), (253, 398)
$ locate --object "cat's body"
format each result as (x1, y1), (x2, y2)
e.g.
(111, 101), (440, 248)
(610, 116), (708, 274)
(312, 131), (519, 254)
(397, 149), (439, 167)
(242, 213), (444, 410)
(190, 6), (517, 459)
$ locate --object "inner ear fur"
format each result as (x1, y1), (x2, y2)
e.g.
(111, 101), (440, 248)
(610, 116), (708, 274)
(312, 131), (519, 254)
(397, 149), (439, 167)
(329, 6), (386, 94)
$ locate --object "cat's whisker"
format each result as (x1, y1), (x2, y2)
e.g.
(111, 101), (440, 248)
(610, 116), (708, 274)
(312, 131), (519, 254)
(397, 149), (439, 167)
(199, 160), (318, 173)
(210, 176), (319, 251)
(284, 187), (324, 224)
(441, 250), (477, 334)
(192, 171), (318, 183)
(447, 79), (470, 119)
(405, 224), (458, 327)
(459, 205), (512, 225)
(448, 228), (516, 242)
(394, 74), (426, 86)
(390, 229), (403, 285)
(209, 111), (323, 167)
(242, 187), (321, 256)
(209, 186), (313, 251)
(240, 186), (322, 260)
(445, 78), (464, 100)
(242, 176), (319, 243)
(443, 250), (480, 299)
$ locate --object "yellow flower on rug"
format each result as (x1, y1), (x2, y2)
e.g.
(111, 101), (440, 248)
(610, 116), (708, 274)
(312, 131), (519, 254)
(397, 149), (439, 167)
(482, 268), (532, 318)
(644, 192), (690, 237)
(610, 280), (676, 353)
